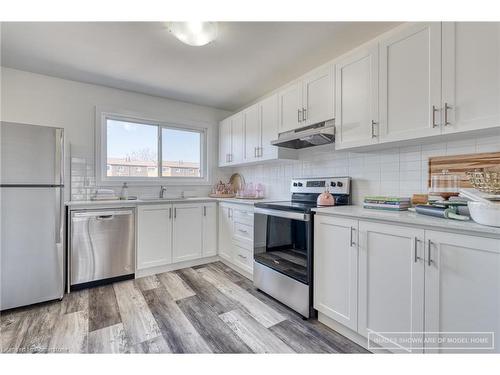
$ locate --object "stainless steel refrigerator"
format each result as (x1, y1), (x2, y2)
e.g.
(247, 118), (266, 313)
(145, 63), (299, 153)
(1, 121), (65, 310)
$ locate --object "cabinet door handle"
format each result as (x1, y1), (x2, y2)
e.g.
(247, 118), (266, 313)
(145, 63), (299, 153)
(427, 239), (434, 266)
(238, 254), (247, 259)
(297, 109), (302, 123)
(238, 228), (248, 234)
(432, 105), (439, 128)
(169, 207), (172, 219)
(444, 102), (452, 126)
(350, 227), (356, 247)
(258, 147), (262, 157)
(371, 120), (378, 138)
(414, 237), (422, 263)
(204, 206), (206, 216)
(174, 208), (177, 219)
(302, 108), (307, 121)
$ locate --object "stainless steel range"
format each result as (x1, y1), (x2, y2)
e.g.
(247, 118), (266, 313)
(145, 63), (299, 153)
(253, 177), (351, 318)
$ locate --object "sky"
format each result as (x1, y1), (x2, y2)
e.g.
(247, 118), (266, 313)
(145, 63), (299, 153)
(107, 119), (200, 163)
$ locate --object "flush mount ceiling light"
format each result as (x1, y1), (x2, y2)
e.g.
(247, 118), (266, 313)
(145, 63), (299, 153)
(166, 22), (218, 46)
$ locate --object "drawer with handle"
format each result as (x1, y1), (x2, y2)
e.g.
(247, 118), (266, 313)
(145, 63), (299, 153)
(233, 244), (253, 271)
(233, 207), (254, 225)
(233, 221), (253, 242)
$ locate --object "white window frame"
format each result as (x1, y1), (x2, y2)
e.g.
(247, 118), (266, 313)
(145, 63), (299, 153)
(96, 109), (210, 186)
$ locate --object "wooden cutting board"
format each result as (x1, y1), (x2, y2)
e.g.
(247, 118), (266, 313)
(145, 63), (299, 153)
(428, 152), (500, 188)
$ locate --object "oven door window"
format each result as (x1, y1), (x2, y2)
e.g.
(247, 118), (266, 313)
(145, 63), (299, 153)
(254, 215), (311, 284)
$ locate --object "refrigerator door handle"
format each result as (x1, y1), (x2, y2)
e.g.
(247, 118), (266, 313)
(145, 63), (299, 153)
(55, 187), (64, 246)
(55, 128), (64, 186)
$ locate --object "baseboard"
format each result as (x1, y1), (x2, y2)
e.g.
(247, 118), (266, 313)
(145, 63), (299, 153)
(219, 256), (253, 281)
(318, 312), (371, 351)
(135, 255), (219, 278)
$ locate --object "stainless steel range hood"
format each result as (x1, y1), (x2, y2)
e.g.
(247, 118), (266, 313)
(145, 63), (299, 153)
(271, 120), (335, 149)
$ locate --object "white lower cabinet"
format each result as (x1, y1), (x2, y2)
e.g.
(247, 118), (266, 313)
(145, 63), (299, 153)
(137, 204), (173, 270)
(314, 216), (359, 331)
(137, 202), (218, 273)
(218, 204), (234, 261)
(202, 203), (217, 257)
(314, 214), (500, 353)
(218, 203), (254, 275)
(424, 230), (500, 353)
(358, 221), (425, 353)
(172, 203), (203, 263)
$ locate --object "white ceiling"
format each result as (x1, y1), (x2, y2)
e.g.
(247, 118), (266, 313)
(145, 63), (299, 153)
(1, 22), (399, 111)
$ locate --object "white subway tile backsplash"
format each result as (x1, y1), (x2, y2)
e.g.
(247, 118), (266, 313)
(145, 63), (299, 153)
(234, 134), (495, 204)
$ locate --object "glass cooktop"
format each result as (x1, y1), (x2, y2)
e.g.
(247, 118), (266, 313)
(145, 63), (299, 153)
(255, 195), (350, 213)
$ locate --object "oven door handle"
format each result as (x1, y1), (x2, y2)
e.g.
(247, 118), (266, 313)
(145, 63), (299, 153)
(254, 207), (311, 221)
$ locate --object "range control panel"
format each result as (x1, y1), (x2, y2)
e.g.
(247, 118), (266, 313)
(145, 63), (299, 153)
(290, 177), (351, 195)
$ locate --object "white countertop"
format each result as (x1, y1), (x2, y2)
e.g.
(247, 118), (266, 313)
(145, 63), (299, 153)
(65, 196), (279, 209)
(312, 205), (500, 237)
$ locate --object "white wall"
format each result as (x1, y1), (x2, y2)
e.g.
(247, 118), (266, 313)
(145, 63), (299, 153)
(1, 67), (232, 200)
(233, 132), (500, 204)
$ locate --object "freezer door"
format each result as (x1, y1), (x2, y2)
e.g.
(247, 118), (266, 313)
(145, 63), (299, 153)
(0, 187), (64, 310)
(0, 122), (63, 185)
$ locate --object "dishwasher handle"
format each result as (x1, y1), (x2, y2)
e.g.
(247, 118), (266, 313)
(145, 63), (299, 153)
(73, 210), (134, 218)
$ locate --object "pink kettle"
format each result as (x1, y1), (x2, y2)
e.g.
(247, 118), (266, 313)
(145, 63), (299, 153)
(317, 189), (335, 206)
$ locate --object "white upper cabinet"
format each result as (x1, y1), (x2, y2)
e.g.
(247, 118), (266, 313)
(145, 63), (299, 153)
(424, 230), (500, 353)
(231, 113), (245, 164)
(302, 65), (335, 127)
(259, 94), (279, 160)
(358, 221), (425, 353)
(219, 117), (232, 167)
(202, 203), (217, 257)
(379, 22), (442, 142)
(172, 204), (203, 263)
(219, 113), (244, 167)
(243, 103), (260, 162)
(219, 93), (296, 167)
(335, 44), (379, 149)
(314, 216), (359, 331)
(278, 65), (334, 133)
(278, 80), (303, 133)
(137, 204), (173, 270)
(441, 22), (500, 134)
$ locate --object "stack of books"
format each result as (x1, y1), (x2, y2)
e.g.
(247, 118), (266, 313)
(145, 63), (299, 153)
(363, 196), (411, 211)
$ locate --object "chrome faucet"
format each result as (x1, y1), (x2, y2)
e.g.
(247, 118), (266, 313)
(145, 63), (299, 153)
(159, 185), (167, 198)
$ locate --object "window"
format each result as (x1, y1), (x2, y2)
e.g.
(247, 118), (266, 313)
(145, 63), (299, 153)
(161, 128), (201, 177)
(98, 113), (207, 184)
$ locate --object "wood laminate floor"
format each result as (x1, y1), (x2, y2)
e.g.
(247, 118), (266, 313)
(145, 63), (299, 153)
(0, 262), (368, 354)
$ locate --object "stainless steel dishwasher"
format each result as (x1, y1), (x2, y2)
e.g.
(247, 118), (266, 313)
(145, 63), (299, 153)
(70, 208), (135, 290)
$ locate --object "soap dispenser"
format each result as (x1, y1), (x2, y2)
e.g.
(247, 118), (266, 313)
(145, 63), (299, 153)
(120, 182), (129, 200)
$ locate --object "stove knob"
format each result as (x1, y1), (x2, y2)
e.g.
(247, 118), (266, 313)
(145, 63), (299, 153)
(337, 181), (343, 187)
(293, 182), (298, 187)
(298, 182), (303, 187)
(330, 181), (336, 187)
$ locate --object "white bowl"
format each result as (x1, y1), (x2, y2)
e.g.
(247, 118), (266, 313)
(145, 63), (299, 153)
(467, 201), (500, 227)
